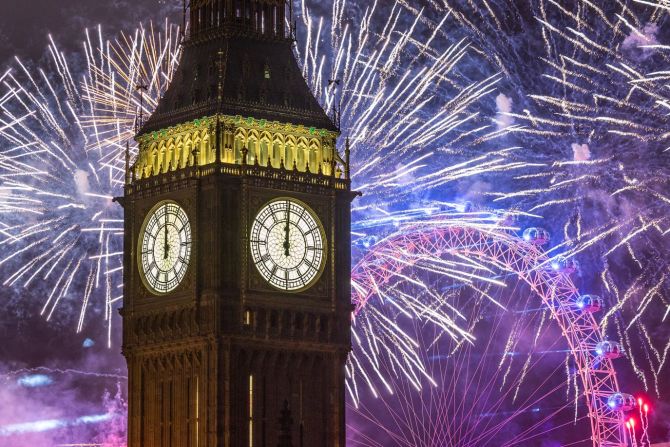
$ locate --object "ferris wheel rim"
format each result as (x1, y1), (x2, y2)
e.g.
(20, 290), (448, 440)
(350, 223), (626, 447)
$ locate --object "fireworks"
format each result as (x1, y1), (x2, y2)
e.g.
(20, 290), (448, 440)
(0, 21), (182, 346)
(430, 0), (670, 398)
(348, 207), (513, 402)
(295, 0), (534, 205)
(1, 1), (534, 384)
(347, 209), (624, 446)
(1, 0), (661, 444)
(522, 2), (670, 398)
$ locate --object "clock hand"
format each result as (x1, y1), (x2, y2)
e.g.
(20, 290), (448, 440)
(163, 206), (169, 260)
(283, 201), (290, 257)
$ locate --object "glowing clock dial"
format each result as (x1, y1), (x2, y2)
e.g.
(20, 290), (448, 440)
(250, 199), (326, 291)
(139, 201), (192, 294)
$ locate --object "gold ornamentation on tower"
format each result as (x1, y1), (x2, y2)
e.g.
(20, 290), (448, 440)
(133, 115), (345, 181)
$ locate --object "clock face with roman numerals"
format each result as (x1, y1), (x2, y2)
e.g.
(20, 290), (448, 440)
(139, 201), (192, 294)
(250, 198), (326, 291)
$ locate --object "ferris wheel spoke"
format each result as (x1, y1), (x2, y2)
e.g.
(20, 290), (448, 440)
(350, 223), (626, 446)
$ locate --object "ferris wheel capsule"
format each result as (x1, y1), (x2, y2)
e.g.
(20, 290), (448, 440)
(357, 235), (379, 249)
(607, 393), (636, 412)
(550, 256), (579, 274)
(595, 341), (623, 359)
(575, 294), (603, 312)
(522, 227), (550, 245)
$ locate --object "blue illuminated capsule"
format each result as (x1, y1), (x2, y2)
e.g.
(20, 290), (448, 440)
(595, 341), (623, 359)
(575, 295), (603, 312)
(357, 235), (379, 249)
(550, 256), (579, 274)
(607, 393), (636, 412)
(522, 227), (550, 246)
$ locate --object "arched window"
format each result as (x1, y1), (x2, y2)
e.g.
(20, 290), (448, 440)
(247, 136), (258, 164)
(205, 137), (214, 164)
(151, 147), (159, 174)
(271, 5), (277, 35)
(260, 5), (266, 33)
(309, 140), (320, 172)
(272, 140), (283, 168)
(297, 138), (308, 171)
(159, 145), (166, 172)
(285, 138), (296, 169)
(234, 136), (244, 163)
(185, 141), (193, 168)
(175, 143), (183, 170)
(193, 138), (201, 165)
(259, 138), (269, 166)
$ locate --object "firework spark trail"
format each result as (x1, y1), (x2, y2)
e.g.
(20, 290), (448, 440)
(295, 0), (537, 205)
(420, 0), (670, 398)
(0, 0), (544, 393)
(0, 22), (182, 346)
(347, 220), (598, 445)
(82, 20), (182, 156)
(519, 0), (670, 396)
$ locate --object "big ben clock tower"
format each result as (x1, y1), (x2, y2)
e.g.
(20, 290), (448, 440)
(117, 1), (355, 446)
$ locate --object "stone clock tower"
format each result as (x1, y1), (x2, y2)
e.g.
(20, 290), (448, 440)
(117, 1), (355, 446)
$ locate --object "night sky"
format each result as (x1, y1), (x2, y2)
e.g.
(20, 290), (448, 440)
(0, 2), (177, 445)
(0, 1), (179, 349)
(0, 1), (180, 61)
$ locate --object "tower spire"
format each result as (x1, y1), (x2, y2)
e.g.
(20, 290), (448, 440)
(134, 84), (148, 134)
(189, 0), (288, 40)
(137, 0), (336, 137)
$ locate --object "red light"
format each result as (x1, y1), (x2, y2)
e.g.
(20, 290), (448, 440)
(625, 421), (631, 429)
(629, 418), (635, 427)
(638, 397), (643, 406)
(643, 404), (649, 413)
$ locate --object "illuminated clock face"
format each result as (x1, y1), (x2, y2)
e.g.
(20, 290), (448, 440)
(250, 198), (326, 291)
(139, 201), (192, 294)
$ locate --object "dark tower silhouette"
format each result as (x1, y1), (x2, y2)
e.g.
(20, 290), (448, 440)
(117, 1), (355, 446)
